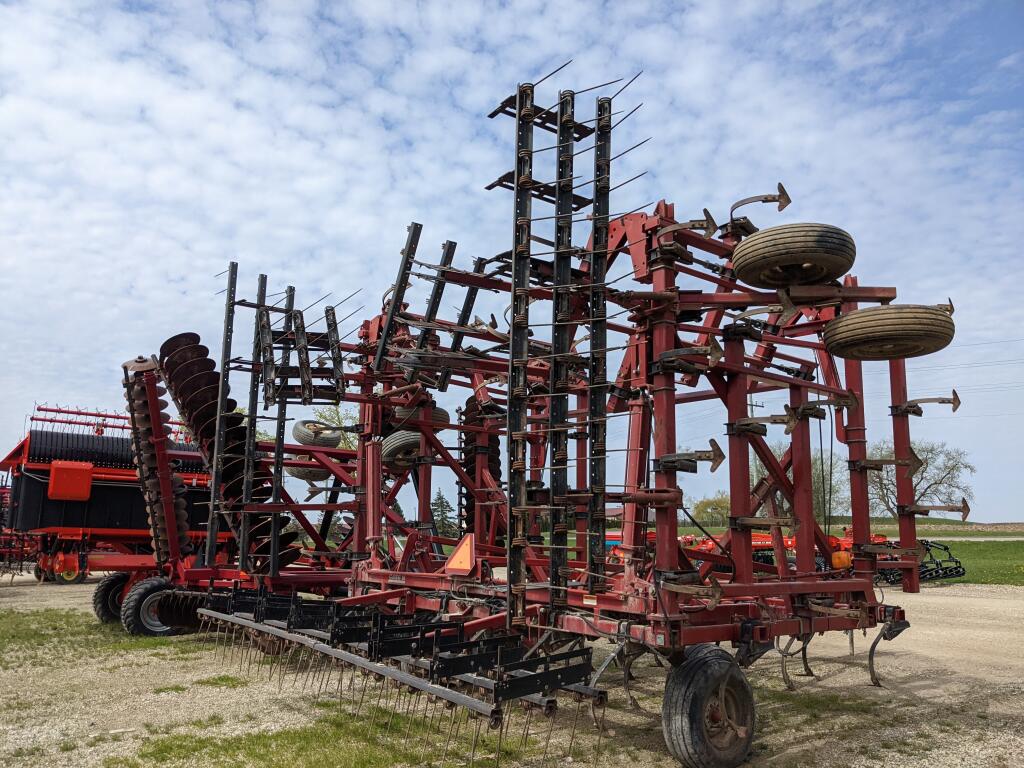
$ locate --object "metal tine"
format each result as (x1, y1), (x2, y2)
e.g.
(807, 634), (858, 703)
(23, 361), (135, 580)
(385, 685), (401, 735)
(526, 200), (655, 223)
(543, 712), (556, 761)
(276, 643), (290, 692)
(266, 639), (279, 681)
(239, 630), (252, 672)
(403, 691), (419, 746)
(317, 657), (334, 700)
(470, 715), (482, 768)
(370, 676), (387, 727)
(611, 70), (643, 100)
(302, 649), (319, 689)
(611, 102), (643, 131)
(594, 704), (607, 765)
(520, 705), (533, 750)
(300, 291), (332, 314)
(355, 672), (370, 717)
(453, 706), (466, 741)
(575, 75), (626, 97)
(307, 653), (323, 692)
(533, 58), (573, 88)
(441, 705), (458, 766)
(609, 136), (652, 164)
(609, 170), (649, 194)
(567, 698), (583, 759)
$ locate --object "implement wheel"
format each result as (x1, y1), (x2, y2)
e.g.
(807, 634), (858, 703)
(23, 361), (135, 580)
(381, 430), (425, 468)
(292, 420), (344, 447)
(120, 576), (175, 636)
(93, 572), (130, 623)
(662, 647), (755, 768)
(284, 454), (331, 482)
(823, 304), (954, 360)
(54, 557), (87, 585)
(731, 223), (854, 288)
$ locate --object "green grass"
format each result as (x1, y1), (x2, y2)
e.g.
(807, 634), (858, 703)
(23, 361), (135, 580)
(0, 609), (171, 670)
(106, 705), (522, 768)
(152, 684), (187, 694)
(944, 540), (1024, 585)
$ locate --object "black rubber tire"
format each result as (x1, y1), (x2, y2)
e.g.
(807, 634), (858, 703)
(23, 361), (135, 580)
(823, 305), (955, 360)
(284, 454), (331, 482)
(731, 223), (855, 289)
(662, 646), (755, 768)
(391, 406), (450, 428)
(33, 563), (44, 582)
(292, 420), (344, 447)
(93, 572), (131, 623)
(120, 576), (176, 636)
(381, 430), (426, 468)
(668, 643), (722, 667)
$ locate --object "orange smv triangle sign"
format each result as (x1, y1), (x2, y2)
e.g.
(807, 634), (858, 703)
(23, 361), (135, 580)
(444, 533), (476, 577)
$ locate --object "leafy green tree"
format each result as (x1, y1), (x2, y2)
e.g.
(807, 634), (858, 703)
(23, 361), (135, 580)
(691, 491), (730, 527)
(430, 489), (459, 538)
(311, 404), (359, 450)
(867, 439), (974, 518)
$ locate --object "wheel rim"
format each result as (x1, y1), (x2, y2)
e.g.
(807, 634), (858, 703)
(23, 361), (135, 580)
(139, 591), (170, 633)
(704, 673), (750, 751)
(108, 586), (125, 615)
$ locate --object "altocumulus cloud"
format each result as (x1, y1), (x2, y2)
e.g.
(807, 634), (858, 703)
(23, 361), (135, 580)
(0, 0), (1021, 519)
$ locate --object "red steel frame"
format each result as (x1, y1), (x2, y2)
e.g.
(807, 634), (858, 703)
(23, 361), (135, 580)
(142, 195), (945, 659)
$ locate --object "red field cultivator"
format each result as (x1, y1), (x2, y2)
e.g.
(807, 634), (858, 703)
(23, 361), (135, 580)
(121, 68), (959, 766)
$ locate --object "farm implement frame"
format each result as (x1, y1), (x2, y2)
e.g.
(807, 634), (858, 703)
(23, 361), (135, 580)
(122, 66), (960, 767)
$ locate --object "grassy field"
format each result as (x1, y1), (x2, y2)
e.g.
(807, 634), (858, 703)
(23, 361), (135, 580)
(674, 521), (1024, 539)
(946, 541), (1024, 586)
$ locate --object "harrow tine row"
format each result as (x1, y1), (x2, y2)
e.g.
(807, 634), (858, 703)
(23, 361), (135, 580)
(198, 603), (605, 727)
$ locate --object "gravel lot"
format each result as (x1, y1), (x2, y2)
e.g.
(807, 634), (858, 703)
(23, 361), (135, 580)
(1, 576), (1022, 767)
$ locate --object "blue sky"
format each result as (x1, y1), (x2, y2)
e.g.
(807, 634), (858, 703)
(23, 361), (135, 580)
(0, 0), (1022, 521)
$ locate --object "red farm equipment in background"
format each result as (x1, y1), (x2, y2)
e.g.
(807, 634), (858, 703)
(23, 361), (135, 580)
(0, 405), (217, 631)
(112, 66), (963, 767)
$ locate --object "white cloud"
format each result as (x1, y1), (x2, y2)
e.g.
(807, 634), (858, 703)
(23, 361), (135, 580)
(0, 0), (1021, 521)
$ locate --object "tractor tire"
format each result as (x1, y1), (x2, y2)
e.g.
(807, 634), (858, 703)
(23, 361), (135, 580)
(284, 455), (331, 482)
(120, 576), (176, 636)
(292, 420), (344, 447)
(93, 572), (130, 624)
(381, 431), (426, 469)
(823, 305), (955, 360)
(33, 564), (44, 582)
(662, 646), (755, 768)
(731, 223), (855, 289)
(667, 643), (721, 667)
(391, 406), (450, 428)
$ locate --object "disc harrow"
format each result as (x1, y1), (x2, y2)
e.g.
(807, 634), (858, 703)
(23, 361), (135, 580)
(123, 358), (192, 563)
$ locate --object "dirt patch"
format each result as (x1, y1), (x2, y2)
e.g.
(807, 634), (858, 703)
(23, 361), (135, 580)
(0, 578), (1022, 767)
